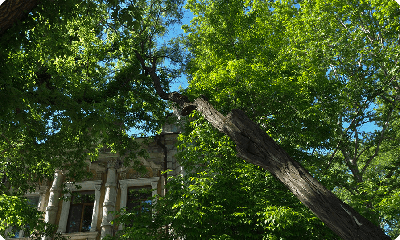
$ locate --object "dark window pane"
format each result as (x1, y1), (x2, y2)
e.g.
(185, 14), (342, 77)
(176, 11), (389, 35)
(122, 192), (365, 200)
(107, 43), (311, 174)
(125, 187), (152, 228)
(67, 191), (94, 233)
(141, 199), (152, 212)
(67, 205), (83, 233)
(126, 186), (152, 212)
(26, 196), (39, 207)
(81, 205), (94, 232)
(11, 226), (19, 238)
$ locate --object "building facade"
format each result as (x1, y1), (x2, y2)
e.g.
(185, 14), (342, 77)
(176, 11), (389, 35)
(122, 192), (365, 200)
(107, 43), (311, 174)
(5, 126), (182, 240)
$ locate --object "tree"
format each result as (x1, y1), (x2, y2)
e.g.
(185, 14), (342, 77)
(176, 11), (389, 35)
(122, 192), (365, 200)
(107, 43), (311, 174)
(128, 0), (398, 239)
(0, 0), (180, 236)
(1, 0), (399, 239)
(0, 0), (183, 190)
(273, 0), (400, 237)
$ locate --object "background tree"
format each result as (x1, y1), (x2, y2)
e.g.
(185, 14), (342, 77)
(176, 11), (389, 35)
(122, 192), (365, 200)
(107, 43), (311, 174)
(0, 0), (182, 236)
(282, 0), (400, 236)
(0, 0), (176, 193)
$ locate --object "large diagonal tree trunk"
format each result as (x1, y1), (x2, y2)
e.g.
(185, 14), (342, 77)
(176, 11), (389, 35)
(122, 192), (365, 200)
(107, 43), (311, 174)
(136, 53), (392, 239)
(0, 0), (39, 35)
(193, 98), (390, 240)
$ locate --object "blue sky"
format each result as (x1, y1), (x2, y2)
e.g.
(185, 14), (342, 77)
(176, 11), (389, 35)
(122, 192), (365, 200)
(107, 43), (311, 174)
(162, 7), (194, 92)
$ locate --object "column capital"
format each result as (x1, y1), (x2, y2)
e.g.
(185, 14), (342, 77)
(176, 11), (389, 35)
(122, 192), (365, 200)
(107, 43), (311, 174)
(95, 184), (101, 192)
(38, 186), (49, 194)
(105, 182), (117, 188)
(107, 158), (121, 169)
(120, 182), (127, 191)
(46, 205), (58, 212)
(103, 201), (116, 207)
(49, 187), (61, 192)
(151, 181), (158, 189)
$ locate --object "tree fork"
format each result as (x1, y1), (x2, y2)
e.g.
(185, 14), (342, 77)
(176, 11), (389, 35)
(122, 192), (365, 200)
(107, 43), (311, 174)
(137, 54), (391, 239)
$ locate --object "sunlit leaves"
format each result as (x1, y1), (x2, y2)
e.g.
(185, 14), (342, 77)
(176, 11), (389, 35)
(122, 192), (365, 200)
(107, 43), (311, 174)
(0, 194), (64, 239)
(157, 114), (334, 239)
(184, 0), (342, 155)
(182, 0), (400, 237)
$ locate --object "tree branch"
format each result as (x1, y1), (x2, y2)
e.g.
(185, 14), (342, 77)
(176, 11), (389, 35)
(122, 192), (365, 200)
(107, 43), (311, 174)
(361, 105), (394, 174)
(136, 53), (391, 238)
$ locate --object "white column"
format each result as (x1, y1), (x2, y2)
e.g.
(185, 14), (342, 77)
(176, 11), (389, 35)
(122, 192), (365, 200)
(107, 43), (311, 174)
(38, 187), (48, 211)
(57, 192), (71, 233)
(38, 186), (49, 240)
(150, 181), (158, 218)
(45, 170), (63, 224)
(150, 182), (158, 198)
(118, 183), (128, 230)
(90, 184), (102, 232)
(101, 160), (118, 238)
(119, 183), (128, 210)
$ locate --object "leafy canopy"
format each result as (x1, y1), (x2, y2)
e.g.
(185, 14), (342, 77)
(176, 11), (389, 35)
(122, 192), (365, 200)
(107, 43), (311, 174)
(182, 0), (400, 237)
(1, 0), (400, 238)
(0, 0), (183, 236)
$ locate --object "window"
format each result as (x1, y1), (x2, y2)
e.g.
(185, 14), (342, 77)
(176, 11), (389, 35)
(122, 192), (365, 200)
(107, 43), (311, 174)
(124, 186), (152, 228)
(66, 191), (95, 233)
(57, 180), (101, 234)
(26, 196), (40, 208)
(126, 186), (152, 213)
(118, 177), (159, 230)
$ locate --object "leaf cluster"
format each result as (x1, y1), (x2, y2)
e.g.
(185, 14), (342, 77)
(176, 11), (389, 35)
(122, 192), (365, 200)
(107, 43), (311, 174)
(112, 114), (336, 239)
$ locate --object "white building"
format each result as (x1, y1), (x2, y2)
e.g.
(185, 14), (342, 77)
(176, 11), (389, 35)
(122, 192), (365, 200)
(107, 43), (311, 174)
(5, 127), (182, 240)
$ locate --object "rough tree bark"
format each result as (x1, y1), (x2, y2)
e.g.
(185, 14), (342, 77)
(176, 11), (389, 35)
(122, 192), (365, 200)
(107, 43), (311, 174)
(194, 99), (391, 240)
(136, 55), (392, 240)
(0, 0), (39, 35)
